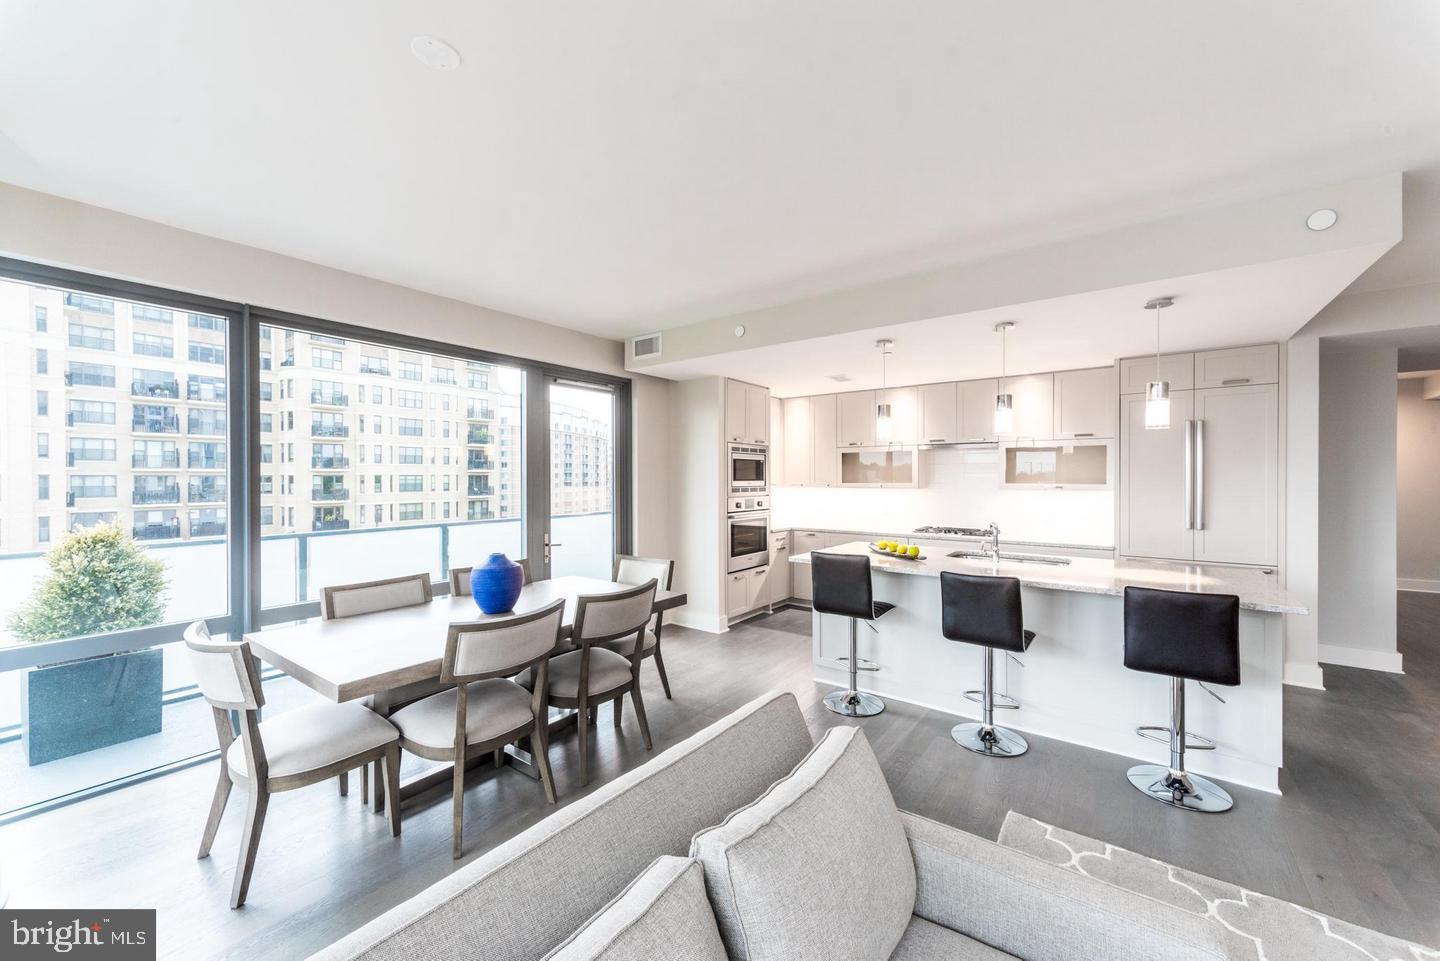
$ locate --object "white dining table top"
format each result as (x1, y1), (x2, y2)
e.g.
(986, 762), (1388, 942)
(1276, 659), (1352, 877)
(244, 576), (686, 703)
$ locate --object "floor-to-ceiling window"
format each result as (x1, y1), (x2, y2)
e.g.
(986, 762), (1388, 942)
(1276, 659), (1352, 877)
(546, 380), (616, 580)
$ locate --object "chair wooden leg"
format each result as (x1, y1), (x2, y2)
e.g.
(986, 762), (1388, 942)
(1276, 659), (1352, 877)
(577, 697), (591, 787)
(230, 787), (269, 909)
(493, 747), (503, 769)
(652, 647), (673, 699)
(198, 765), (232, 859)
(382, 747), (401, 839)
(533, 719), (557, 805)
(451, 748), (466, 860)
(338, 770), (349, 797)
(360, 764), (369, 805)
(613, 693), (624, 729)
(587, 705), (598, 726)
(372, 759), (384, 815)
(629, 682), (653, 752)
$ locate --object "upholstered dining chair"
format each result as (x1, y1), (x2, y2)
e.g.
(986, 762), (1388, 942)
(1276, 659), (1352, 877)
(545, 579), (659, 786)
(184, 621), (401, 908)
(320, 572), (432, 806)
(448, 558), (533, 597)
(605, 555), (677, 699)
(387, 598), (565, 859)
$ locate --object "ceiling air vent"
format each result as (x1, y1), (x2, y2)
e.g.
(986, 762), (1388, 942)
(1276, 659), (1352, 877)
(631, 332), (662, 359)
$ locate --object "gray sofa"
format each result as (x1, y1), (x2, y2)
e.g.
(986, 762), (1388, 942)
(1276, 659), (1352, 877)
(309, 691), (1232, 961)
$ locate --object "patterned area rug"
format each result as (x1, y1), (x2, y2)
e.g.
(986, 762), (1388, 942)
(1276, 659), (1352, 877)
(997, 811), (1440, 961)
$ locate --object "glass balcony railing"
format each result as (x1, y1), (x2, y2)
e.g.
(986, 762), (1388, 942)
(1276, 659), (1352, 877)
(358, 363), (390, 376)
(187, 485), (226, 504)
(311, 487), (349, 502)
(467, 483), (495, 497)
(131, 520), (180, 540)
(186, 383), (227, 403)
(131, 381), (179, 399)
(187, 453), (226, 470)
(312, 518), (350, 531)
(310, 391), (349, 407)
(132, 451), (180, 469)
(132, 415), (180, 434)
(190, 521), (226, 537)
(467, 454), (495, 471)
(311, 455), (349, 469)
(311, 423), (349, 438)
(132, 486), (181, 505)
(466, 428), (492, 445)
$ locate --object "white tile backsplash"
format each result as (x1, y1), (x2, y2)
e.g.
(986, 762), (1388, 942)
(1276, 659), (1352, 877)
(770, 446), (1115, 546)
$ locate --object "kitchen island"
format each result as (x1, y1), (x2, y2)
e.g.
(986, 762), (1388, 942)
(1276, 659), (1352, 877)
(790, 541), (1307, 793)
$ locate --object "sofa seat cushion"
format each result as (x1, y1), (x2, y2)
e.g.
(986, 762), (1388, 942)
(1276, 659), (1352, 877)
(543, 857), (728, 961)
(390, 679), (534, 751)
(690, 725), (916, 961)
(227, 702), (396, 781)
(548, 648), (634, 699)
(889, 916), (1017, 960)
(600, 630), (656, 658)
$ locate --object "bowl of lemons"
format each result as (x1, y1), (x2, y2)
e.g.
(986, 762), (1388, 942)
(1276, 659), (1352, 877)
(869, 540), (924, 561)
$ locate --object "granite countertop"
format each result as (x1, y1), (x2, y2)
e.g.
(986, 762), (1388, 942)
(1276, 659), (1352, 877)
(789, 540), (1306, 615)
(773, 525), (1114, 553)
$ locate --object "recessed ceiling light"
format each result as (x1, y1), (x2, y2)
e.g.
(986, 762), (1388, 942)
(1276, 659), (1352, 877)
(734, 325), (746, 338)
(1306, 208), (1338, 231)
(410, 36), (461, 71)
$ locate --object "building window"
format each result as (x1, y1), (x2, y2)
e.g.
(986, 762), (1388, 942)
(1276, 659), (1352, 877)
(36, 390), (48, 416)
(68, 400), (116, 425)
(37, 432), (49, 458)
(398, 475), (423, 493)
(69, 475), (118, 499)
(63, 292), (114, 314)
(259, 381), (273, 401)
(313, 348), (343, 370)
(68, 322), (115, 351)
(71, 438), (116, 462)
(398, 446), (423, 465)
(398, 360), (422, 381)
(37, 517), (50, 543)
(189, 342), (226, 365)
(67, 361), (115, 387)
(398, 418), (423, 437)
(188, 312), (225, 331)
(431, 366), (456, 385)
(398, 389), (422, 409)
(37, 475), (49, 500)
(133, 332), (175, 358)
(132, 304), (173, 323)
(35, 348), (48, 374)
(34, 305), (47, 331)
(398, 503), (423, 521)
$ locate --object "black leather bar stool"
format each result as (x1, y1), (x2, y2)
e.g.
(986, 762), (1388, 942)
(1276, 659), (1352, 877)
(812, 552), (894, 717)
(1123, 586), (1241, 813)
(939, 571), (1034, 757)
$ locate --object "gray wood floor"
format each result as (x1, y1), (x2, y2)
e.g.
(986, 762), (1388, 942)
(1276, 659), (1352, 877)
(3, 593), (1438, 958)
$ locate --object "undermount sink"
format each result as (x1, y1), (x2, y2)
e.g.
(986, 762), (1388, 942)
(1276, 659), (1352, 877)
(947, 550), (1072, 566)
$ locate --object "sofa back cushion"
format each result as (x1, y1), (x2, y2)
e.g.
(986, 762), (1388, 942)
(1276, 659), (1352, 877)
(543, 857), (728, 961)
(307, 691), (815, 961)
(689, 726), (916, 961)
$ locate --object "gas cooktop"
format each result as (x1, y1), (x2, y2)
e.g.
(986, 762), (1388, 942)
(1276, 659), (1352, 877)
(913, 525), (990, 536)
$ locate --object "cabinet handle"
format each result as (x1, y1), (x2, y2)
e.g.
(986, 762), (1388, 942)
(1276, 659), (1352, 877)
(1184, 420), (1194, 531)
(967, 437), (987, 442)
(1196, 419), (1205, 531)
(927, 438), (946, 443)
(1221, 378), (1251, 386)
(1073, 432), (1094, 437)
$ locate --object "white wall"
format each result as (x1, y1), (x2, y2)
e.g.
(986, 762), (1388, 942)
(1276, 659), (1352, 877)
(1397, 378), (1440, 592)
(666, 378), (725, 632)
(1316, 346), (1400, 672)
(771, 446), (1114, 547)
(0, 181), (673, 561)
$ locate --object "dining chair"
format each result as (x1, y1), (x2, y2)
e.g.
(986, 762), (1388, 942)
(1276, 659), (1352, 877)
(605, 555), (677, 699)
(320, 572), (432, 806)
(448, 558), (533, 596)
(545, 579), (659, 786)
(184, 621), (401, 908)
(387, 598), (564, 859)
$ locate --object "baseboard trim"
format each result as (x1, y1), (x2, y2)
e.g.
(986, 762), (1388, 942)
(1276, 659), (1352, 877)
(1317, 644), (1404, 674)
(1282, 661), (1326, 690)
(1398, 578), (1440, 594)
(670, 609), (727, 634)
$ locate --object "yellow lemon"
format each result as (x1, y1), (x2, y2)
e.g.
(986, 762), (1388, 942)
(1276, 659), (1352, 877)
(907, 545), (920, 558)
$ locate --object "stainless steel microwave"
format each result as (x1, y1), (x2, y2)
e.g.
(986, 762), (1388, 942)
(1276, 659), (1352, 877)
(728, 443), (768, 495)
(727, 510), (770, 573)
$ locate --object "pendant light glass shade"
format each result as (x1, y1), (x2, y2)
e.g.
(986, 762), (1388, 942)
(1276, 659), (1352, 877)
(993, 392), (1015, 434)
(874, 339), (895, 442)
(875, 402), (893, 441)
(1143, 380), (1171, 430)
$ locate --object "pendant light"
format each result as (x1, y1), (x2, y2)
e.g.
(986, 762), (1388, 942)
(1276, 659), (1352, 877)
(1142, 297), (1174, 430)
(875, 339), (894, 442)
(993, 322), (1015, 434)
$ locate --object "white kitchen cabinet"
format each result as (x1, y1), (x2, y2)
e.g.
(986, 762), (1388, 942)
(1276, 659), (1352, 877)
(1053, 367), (1117, 438)
(782, 397), (813, 486)
(791, 530), (825, 600)
(748, 566), (769, 610)
(1120, 353), (1195, 394)
(918, 382), (959, 444)
(839, 448), (918, 487)
(958, 378), (999, 443)
(1193, 383), (1279, 566)
(725, 379), (769, 445)
(1193, 345), (1279, 390)
(811, 395), (839, 487)
(767, 534), (791, 603)
(1119, 389), (1196, 561)
(997, 374), (1054, 440)
(768, 396), (785, 487)
(877, 387), (918, 445)
(726, 570), (750, 618)
(837, 391), (877, 448)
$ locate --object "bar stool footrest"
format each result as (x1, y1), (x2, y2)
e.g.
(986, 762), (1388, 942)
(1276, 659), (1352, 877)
(1134, 725), (1216, 750)
(963, 689), (1020, 710)
(836, 656), (881, 673)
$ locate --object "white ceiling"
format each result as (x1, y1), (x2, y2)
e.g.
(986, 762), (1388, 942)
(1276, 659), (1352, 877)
(2, 2), (1439, 339)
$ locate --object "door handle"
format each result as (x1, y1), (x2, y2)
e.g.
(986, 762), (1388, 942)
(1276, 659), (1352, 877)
(1195, 419), (1205, 531)
(1184, 420), (1194, 531)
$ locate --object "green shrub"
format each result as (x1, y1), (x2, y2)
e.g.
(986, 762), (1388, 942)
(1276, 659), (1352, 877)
(9, 523), (169, 643)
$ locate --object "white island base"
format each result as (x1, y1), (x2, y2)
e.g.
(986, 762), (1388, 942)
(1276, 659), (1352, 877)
(795, 543), (1301, 795)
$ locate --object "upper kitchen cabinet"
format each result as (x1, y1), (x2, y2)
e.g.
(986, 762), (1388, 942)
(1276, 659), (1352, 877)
(1053, 366), (1117, 438)
(782, 397), (812, 486)
(768, 396), (786, 487)
(997, 374), (1054, 440)
(725, 379), (769, 445)
(958, 378), (999, 443)
(837, 390), (877, 448)
(811, 394), (839, 487)
(918, 382), (958, 444)
(877, 387), (918, 445)
(1194, 345), (1279, 389)
(1120, 353), (1195, 394)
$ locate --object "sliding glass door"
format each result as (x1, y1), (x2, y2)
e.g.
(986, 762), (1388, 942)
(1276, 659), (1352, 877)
(543, 378), (616, 580)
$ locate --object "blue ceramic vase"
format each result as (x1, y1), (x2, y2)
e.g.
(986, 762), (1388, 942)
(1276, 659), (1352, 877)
(470, 553), (524, 614)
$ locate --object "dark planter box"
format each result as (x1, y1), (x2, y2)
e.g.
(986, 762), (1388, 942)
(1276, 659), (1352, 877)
(21, 648), (164, 766)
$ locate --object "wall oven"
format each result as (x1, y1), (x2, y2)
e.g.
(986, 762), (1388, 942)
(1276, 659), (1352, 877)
(727, 510), (770, 573)
(728, 443), (768, 495)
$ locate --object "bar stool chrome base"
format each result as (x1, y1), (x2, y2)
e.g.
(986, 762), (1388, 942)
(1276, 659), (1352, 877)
(951, 721), (1028, 757)
(824, 689), (886, 717)
(1126, 764), (1234, 813)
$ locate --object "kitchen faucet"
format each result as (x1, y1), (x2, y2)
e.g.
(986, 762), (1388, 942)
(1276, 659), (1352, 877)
(953, 523), (1002, 561)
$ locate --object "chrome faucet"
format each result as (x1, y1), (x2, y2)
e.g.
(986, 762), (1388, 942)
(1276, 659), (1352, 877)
(984, 522), (1000, 561)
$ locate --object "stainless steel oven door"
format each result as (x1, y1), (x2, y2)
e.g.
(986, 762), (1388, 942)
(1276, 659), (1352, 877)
(728, 444), (768, 494)
(727, 511), (770, 573)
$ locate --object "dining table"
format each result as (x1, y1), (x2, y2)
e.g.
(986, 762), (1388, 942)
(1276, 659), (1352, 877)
(244, 575), (687, 809)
